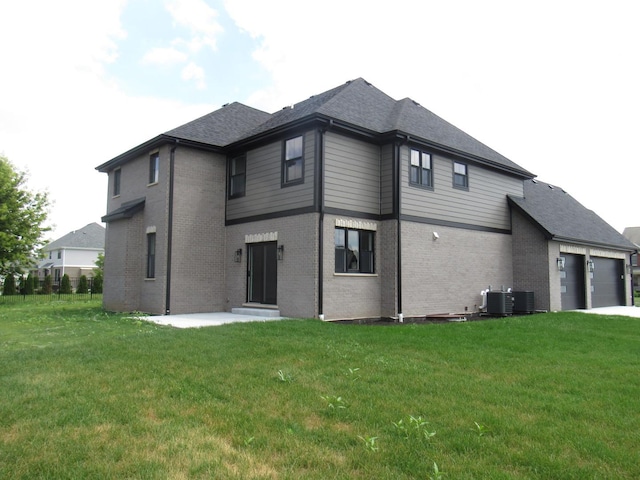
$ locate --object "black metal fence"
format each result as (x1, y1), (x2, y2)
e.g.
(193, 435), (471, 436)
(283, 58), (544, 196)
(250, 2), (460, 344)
(0, 277), (103, 305)
(0, 291), (103, 305)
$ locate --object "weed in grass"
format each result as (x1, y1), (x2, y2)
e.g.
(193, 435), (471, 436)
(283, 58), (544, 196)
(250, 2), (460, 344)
(243, 436), (255, 447)
(346, 367), (360, 381)
(473, 421), (490, 437)
(276, 369), (292, 383)
(320, 395), (346, 410)
(392, 415), (436, 442)
(429, 461), (445, 480)
(358, 435), (379, 452)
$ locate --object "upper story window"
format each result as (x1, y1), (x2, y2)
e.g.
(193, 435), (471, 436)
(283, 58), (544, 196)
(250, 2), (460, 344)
(229, 154), (246, 198)
(453, 161), (468, 189)
(113, 168), (121, 196)
(57, 250), (61, 259)
(148, 152), (159, 185)
(409, 149), (433, 188)
(335, 227), (375, 274)
(282, 135), (304, 186)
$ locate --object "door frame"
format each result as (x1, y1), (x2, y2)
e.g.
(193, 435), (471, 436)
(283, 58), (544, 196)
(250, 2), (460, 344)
(247, 241), (277, 305)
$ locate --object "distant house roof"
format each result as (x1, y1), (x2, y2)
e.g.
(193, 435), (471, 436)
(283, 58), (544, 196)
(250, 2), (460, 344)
(97, 78), (533, 178)
(508, 180), (636, 251)
(45, 223), (105, 251)
(622, 226), (640, 248)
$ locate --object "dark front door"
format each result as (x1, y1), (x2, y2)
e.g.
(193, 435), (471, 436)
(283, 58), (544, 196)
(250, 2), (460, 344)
(247, 242), (277, 305)
(561, 254), (586, 310)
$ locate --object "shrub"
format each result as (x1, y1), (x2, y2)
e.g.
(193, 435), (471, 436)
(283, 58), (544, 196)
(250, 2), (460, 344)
(92, 273), (103, 294)
(42, 275), (53, 294)
(76, 275), (89, 294)
(2, 274), (17, 295)
(60, 274), (72, 294)
(25, 273), (36, 295)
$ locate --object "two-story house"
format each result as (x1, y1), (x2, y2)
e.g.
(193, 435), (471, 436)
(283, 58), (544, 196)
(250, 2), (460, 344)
(96, 78), (635, 319)
(36, 222), (105, 288)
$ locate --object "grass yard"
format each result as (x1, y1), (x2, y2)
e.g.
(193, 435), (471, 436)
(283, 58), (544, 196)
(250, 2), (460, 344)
(1, 303), (639, 479)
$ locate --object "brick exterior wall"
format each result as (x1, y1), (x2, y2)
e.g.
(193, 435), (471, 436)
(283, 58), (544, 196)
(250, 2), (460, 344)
(225, 213), (319, 319)
(103, 212), (145, 312)
(511, 209), (554, 311)
(168, 148), (227, 314)
(401, 221), (513, 316)
(379, 219), (399, 318)
(322, 214), (383, 320)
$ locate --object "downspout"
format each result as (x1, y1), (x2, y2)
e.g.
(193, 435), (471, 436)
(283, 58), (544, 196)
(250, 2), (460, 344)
(394, 138), (404, 320)
(317, 122), (330, 319)
(165, 140), (178, 314)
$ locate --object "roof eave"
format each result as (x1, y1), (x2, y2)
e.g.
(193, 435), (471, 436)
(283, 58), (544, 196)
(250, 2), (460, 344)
(392, 130), (534, 179)
(96, 134), (224, 172)
(550, 235), (636, 253)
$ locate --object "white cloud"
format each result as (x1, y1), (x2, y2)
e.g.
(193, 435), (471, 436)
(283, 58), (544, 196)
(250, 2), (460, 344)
(166, 0), (224, 52)
(181, 62), (207, 89)
(141, 46), (189, 67)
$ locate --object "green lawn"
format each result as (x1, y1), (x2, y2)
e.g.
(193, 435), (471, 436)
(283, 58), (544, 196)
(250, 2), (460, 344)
(1, 303), (639, 479)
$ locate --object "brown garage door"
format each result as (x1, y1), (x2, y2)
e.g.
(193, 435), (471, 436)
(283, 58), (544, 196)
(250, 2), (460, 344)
(560, 254), (585, 310)
(591, 257), (625, 307)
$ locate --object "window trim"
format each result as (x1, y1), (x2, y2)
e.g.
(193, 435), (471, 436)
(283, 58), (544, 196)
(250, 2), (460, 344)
(334, 227), (375, 274)
(146, 232), (156, 279)
(148, 152), (159, 185)
(228, 154), (247, 199)
(453, 161), (469, 190)
(281, 135), (304, 187)
(409, 148), (433, 189)
(113, 168), (121, 197)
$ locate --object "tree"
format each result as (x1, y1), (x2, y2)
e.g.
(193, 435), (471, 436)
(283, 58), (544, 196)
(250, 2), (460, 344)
(0, 155), (50, 277)
(60, 274), (72, 294)
(76, 275), (88, 294)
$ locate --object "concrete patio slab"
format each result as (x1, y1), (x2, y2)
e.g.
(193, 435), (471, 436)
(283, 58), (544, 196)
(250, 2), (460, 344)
(141, 311), (287, 328)
(574, 306), (640, 318)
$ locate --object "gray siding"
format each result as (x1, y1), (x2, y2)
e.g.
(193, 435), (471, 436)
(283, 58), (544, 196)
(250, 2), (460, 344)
(380, 144), (394, 215)
(324, 132), (380, 215)
(227, 131), (315, 221)
(401, 147), (524, 230)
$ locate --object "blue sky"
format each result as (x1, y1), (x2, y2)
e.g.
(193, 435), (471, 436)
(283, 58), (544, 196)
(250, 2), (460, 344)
(0, 0), (639, 240)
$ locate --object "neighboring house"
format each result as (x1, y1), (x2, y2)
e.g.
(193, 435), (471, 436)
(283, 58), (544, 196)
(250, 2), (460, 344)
(622, 227), (640, 291)
(36, 222), (105, 287)
(96, 78), (635, 319)
(509, 181), (636, 311)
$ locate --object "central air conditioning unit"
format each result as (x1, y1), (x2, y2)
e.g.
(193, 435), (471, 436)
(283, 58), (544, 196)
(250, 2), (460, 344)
(512, 291), (535, 314)
(486, 291), (513, 316)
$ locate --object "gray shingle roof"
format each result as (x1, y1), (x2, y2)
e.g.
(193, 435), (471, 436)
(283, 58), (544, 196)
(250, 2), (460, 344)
(99, 78), (533, 177)
(45, 223), (105, 250)
(508, 180), (635, 250)
(164, 102), (272, 146)
(238, 78), (530, 175)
